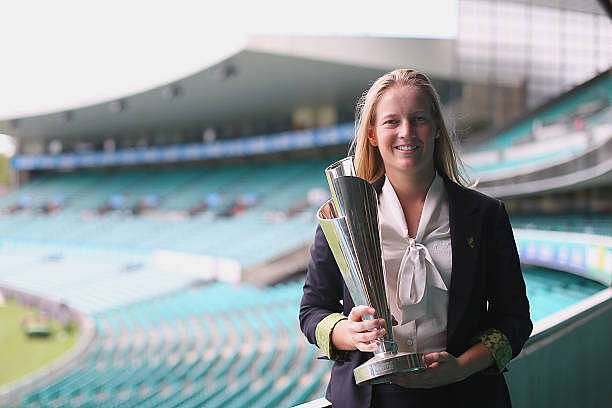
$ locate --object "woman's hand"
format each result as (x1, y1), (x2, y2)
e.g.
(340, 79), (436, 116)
(391, 351), (469, 389)
(392, 342), (495, 388)
(331, 305), (386, 353)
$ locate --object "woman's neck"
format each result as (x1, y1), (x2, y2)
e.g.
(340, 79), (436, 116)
(386, 167), (436, 203)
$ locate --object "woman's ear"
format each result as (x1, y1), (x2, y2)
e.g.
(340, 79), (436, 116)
(367, 127), (378, 147)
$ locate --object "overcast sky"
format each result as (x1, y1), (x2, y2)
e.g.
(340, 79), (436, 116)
(0, 0), (457, 121)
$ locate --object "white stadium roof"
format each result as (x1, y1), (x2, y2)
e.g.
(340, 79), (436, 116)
(0, 36), (455, 141)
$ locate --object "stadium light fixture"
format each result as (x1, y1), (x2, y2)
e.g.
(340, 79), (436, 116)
(162, 84), (183, 100)
(62, 110), (74, 123)
(212, 63), (238, 81)
(109, 99), (127, 113)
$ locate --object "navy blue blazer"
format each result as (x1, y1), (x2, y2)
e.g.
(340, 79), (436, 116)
(299, 175), (532, 408)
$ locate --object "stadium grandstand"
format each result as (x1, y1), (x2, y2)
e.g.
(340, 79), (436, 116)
(1, 1), (611, 407)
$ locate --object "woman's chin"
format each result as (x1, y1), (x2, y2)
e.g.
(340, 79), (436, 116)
(392, 157), (421, 170)
(387, 160), (434, 177)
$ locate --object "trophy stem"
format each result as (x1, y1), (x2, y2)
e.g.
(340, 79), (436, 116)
(374, 339), (398, 356)
(362, 314), (397, 356)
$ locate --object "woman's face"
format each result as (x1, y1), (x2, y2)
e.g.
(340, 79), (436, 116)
(369, 86), (437, 178)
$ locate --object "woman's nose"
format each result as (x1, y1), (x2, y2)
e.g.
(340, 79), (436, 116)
(397, 120), (412, 138)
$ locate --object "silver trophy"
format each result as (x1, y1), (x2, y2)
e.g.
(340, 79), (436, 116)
(317, 157), (426, 385)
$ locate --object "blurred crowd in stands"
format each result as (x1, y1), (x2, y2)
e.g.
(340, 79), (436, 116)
(2, 188), (330, 223)
(6, 194), (65, 215)
(96, 191), (263, 218)
(265, 188), (328, 223)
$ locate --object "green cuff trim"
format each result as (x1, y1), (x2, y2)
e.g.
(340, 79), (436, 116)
(315, 313), (347, 359)
(474, 328), (512, 373)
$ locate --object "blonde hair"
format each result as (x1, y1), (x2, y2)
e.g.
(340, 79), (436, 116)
(350, 69), (470, 186)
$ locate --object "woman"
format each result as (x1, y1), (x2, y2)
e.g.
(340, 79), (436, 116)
(299, 69), (532, 407)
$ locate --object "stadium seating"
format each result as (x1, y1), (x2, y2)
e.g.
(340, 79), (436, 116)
(0, 244), (196, 314)
(473, 74), (612, 151)
(10, 265), (604, 407)
(0, 159), (329, 268)
(523, 266), (605, 321)
(19, 282), (333, 408)
(463, 74), (611, 179)
(2, 183), (609, 406)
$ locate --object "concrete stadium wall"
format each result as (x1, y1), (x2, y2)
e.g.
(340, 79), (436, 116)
(506, 288), (612, 407)
(294, 289), (612, 408)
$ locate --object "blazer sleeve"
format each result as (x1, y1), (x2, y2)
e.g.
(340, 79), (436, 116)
(299, 225), (345, 347)
(486, 201), (533, 359)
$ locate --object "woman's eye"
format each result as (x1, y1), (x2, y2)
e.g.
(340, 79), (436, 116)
(384, 119), (399, 125)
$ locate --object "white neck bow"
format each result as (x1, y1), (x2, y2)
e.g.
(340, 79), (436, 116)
(395, 237), (447, 324)
(379, 175), (450, 325)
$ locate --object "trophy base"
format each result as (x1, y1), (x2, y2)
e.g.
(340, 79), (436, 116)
(354, 352), (426, 385)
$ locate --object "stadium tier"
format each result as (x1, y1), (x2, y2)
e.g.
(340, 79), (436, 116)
(7, 73), (610, 188)
(0, 245), (195, 314)
(475, 73), (611, 151)
(0, 159), (331, 268)
(463, 72), (611, 180)
(2, 150), (611, 269)
(4, 267), (603, 408)
(522, 266), (605, 321)
(17, 282), (331, 408)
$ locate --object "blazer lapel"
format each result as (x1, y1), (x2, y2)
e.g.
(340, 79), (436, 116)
(372, 177), (385, 195)
(443, 177), (482, 344)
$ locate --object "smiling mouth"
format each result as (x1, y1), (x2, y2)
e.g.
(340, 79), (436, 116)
(394, 145), (418, 152)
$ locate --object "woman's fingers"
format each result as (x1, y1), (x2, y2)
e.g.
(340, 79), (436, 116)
(424, 351), (452, 365)
(348, 305), (376, 322)
(424, 352), (439, 365)
(347, 306), (389, 351)
(356, 341), (379, 353)
(348, 318), (385, 334)
(352, 328), (386, 343)
(437, 352), (452, 362)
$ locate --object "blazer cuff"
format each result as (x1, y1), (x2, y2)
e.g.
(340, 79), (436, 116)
(472, 328), (512, 374)
(315, 312), (347, 360)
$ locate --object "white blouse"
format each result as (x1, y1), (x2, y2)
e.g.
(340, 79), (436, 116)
(378, 174), (452, 354)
